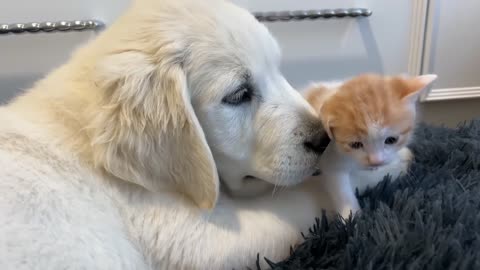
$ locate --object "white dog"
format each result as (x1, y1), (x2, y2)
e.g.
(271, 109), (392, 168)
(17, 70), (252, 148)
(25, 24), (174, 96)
(0, 0), (333, 269)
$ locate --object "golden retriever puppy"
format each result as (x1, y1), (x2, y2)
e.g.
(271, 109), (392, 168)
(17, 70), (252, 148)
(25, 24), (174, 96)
(0, 0), (330, 269)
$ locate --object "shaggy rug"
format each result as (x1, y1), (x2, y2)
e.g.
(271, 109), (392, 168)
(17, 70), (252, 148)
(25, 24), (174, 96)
(257, 120), (480, 270)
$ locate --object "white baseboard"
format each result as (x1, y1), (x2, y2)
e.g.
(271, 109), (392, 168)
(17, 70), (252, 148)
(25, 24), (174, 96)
(422, 86), (480, 102)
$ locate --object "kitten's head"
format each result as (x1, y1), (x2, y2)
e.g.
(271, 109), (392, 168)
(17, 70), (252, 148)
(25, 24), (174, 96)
(305, 74), (437, 169)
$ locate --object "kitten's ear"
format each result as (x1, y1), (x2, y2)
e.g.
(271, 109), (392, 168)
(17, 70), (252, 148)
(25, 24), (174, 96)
(303, 85), (335, 138)
(319, 112), (335, 139)
(303, 85), (330, 115)
(324, 121), (335, 139)
(402, 74), (438, 103)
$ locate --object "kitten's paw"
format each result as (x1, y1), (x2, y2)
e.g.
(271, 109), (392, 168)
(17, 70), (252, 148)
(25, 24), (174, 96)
(397, 147), (414, 176)
(399, 147), (414, 163)
(340, 202), (361, 220)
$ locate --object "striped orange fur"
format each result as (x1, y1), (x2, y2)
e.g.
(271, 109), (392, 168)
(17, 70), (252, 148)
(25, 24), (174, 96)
(304, 73), (437, 167)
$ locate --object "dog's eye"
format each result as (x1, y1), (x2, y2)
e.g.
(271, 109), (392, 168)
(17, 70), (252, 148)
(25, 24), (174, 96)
(222, 85), (253, 105)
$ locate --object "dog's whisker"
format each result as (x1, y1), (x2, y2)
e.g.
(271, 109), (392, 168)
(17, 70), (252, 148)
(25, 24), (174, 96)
(271, 184), (279, 197)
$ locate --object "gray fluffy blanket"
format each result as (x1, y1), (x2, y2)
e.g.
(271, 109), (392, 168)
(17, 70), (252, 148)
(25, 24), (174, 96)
(257, 120), (480, 270)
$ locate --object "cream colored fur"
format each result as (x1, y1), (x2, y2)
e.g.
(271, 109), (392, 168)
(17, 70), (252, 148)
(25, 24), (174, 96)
(0, 0), (334, 269)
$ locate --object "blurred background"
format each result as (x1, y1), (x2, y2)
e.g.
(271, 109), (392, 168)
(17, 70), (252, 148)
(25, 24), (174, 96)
(1, 0), (479, 126)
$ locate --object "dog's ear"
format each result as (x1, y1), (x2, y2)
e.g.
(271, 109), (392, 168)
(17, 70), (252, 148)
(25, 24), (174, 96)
(90, 51), (219, 209)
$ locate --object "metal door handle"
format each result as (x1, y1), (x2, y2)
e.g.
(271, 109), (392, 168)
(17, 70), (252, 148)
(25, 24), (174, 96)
(253, 8), (372, 22)
(0, 8), (371, 35)
(0, 20), (103, 35)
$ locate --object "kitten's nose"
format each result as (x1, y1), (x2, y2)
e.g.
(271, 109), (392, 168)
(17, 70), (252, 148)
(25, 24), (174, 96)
(367, 154), (385, 167)
(304, 133), (330, 155)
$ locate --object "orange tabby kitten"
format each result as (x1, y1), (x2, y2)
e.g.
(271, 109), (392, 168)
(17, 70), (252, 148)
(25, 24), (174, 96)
(303, 73), (437, 218)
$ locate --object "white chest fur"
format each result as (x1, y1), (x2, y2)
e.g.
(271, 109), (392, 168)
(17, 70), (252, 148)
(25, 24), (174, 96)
(315, 143), (413, 218)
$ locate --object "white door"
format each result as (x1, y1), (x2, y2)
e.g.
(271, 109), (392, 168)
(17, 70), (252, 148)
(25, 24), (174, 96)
(232, 0), (416, 89)
(420, 0), (480, 101)
(0, 0), (130, 101)
(1, 0), (418, 101)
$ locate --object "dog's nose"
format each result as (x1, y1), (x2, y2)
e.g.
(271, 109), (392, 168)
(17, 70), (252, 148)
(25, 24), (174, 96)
(304, 133), (330, 155)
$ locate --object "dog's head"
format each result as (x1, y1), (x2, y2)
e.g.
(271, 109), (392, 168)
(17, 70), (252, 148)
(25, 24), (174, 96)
(88, 0), (329, 209)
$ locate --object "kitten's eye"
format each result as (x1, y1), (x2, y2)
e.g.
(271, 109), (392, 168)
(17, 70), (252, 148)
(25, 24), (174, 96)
(385, 136), (399, 145)
(349, 141), (363, 149)
(222, 85), (253, 105)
